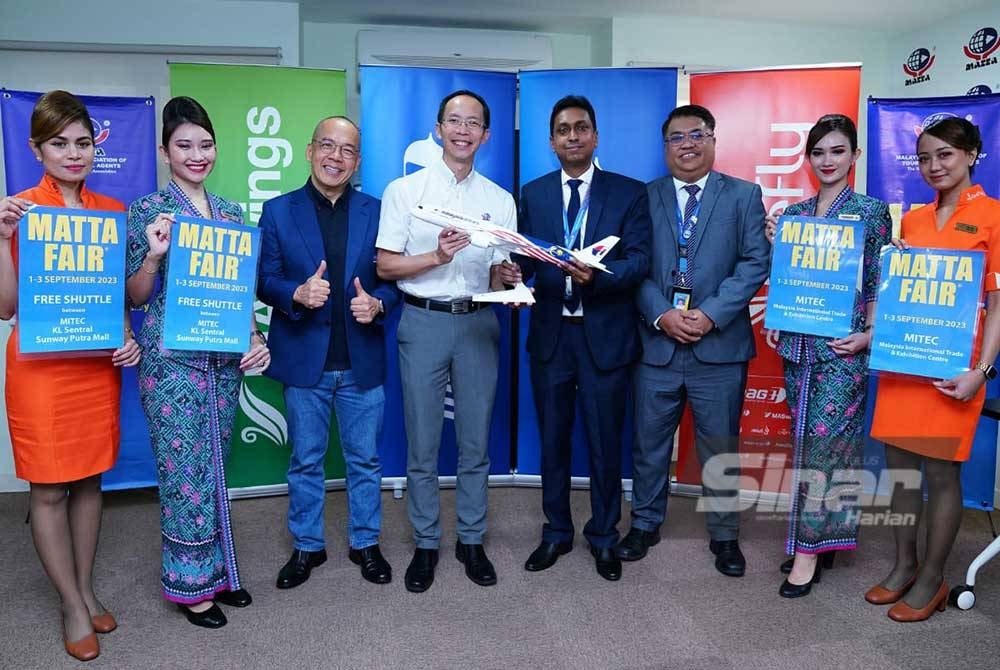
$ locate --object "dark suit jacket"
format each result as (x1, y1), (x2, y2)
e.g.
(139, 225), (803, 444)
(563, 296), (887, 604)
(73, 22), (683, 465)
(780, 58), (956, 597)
(518, 167), (651, 371)
(257, 185), (399, 390)
(637, 170), (769, 366)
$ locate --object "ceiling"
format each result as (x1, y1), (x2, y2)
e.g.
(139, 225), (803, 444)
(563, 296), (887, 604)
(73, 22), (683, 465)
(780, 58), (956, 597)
(296, 0), (994, 34)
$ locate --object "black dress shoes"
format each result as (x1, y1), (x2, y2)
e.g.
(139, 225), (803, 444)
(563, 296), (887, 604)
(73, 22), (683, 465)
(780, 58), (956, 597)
(215, 588), (252, 608)
(276, 548), (328, 589)
(405, 548), (439, 593)
(348, 545), (392, 584)
(709, 539), (746, 577)
(524, 540), (573, 572)
(590, 545), (622, 581)
(779, 560), (823, 598)
(780, 551), (836, 575)
(456, 541), (498, 586)
(178, 602), (227, 629)
(615, 527), (661, 562)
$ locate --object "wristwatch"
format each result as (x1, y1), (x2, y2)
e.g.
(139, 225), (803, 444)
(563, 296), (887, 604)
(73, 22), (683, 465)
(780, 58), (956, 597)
(977, 362), (997, 380)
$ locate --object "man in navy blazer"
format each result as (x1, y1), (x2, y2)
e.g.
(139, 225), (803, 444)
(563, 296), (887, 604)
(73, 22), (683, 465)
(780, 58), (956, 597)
(617, 105), (769, 577)
(502, 95), (650, 581)
(258, 116), (399, 590)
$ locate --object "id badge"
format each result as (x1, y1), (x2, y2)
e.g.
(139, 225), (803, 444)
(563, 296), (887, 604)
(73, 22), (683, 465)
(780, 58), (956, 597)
(564, 275), (574, 299)
(672, 286), (692, 311)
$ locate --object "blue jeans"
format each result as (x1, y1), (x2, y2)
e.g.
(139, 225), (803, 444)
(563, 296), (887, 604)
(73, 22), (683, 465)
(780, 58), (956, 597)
(284, 370), (384, 551)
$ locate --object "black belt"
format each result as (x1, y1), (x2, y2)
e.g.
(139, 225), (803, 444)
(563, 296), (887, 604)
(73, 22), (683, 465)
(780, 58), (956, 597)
(404, 293), (482, 314)
(563, 316), (584, 325)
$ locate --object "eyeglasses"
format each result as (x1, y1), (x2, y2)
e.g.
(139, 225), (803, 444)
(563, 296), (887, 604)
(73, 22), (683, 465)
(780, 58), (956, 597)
(441, 117), (484, 131)
(664, 130), (714, 147)
(311, 140), (358, 160)
(554, 122), (594, 137)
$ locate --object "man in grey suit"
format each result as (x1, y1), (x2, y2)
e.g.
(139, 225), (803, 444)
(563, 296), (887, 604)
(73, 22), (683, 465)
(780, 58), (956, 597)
(616, 104), (769, 577)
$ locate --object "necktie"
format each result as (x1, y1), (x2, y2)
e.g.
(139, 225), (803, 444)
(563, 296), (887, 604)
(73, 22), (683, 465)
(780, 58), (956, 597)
(564, 179), (584, 312)
(678, 184), (701, 288)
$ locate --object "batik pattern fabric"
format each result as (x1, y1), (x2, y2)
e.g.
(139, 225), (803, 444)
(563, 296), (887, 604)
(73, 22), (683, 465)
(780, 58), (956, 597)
(127, 182), (246, 603)
(775, 189), (892, 555)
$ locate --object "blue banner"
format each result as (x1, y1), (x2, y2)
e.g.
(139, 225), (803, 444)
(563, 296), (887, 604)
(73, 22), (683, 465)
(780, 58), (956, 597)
(765, 215), (864, 338)
(359, 65), (517, 477)
(866, 94), (1000, 510)
(1, 89), (157, 206)
(870, 247), (983, 379)
(16, 206), (125, 353)
(161, 216), (260, 353)
(517, 68), (678, 477)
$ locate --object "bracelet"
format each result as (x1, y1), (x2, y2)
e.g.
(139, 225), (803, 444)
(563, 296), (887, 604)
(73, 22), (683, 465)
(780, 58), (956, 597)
(861, 324), (873, 333)
(251, 329), (267, 344)
(141, 259), (159, 274)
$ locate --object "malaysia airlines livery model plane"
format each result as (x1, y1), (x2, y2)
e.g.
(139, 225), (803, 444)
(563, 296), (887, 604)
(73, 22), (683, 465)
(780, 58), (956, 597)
(411, 203), (618, 270)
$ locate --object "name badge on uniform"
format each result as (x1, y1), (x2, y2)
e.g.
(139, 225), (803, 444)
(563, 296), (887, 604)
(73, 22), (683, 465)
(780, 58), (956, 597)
(956, 223), (978, 234)
(838, 214), (861, 221)
(672, 286), (692, 311)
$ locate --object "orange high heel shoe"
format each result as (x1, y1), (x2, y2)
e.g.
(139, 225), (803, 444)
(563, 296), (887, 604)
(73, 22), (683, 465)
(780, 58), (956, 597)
(64, 632), (100, 662)
(887, 581), (948, 622)
(865, 571), (917, 605)
(91, 611), (117, 634)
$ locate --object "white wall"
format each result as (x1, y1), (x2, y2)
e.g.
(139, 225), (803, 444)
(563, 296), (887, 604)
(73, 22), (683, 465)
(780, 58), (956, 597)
(0, 0), (300, 65)
(886, 9), (1000, 97)
(301, 21), (592, 123)
(611, 15), (890, 194)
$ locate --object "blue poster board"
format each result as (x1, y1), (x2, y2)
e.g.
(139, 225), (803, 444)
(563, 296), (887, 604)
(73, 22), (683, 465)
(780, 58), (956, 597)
(869, 247), (984, 379)
(161, 216), (260, 353)
(765, 215), (864, 338)
(17, 206), (125, 353)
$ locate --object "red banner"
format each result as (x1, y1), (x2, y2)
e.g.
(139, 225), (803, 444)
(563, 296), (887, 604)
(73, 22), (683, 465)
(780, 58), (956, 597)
(676, 66), (862, 494)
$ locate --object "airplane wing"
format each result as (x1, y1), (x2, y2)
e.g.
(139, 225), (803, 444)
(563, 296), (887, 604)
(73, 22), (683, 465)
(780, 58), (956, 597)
(472, 281), (536, 305)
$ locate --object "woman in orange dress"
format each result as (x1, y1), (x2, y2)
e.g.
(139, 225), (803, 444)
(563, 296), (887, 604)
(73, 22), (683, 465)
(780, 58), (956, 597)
(0, 90), (140, 661)
(868, 117), (1000, 622)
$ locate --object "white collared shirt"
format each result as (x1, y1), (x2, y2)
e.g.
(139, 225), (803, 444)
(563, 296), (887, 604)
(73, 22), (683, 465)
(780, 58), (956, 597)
(672, 173), (710, 219)
(377, 156), (517, 301)
(561, 163), (595, 317)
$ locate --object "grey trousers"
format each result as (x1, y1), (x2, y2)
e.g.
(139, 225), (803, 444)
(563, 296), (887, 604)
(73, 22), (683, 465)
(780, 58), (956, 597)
(398, 303), (499, 548)
(631, 346), (748, 541)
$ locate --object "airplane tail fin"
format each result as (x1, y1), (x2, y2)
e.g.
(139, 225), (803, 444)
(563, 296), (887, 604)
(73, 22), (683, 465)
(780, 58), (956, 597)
(572, 235), (620, 272)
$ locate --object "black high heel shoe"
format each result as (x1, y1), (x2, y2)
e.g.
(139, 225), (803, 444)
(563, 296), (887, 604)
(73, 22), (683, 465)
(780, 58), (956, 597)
(780, 550), (836, 574)
(178, 602), (227, 629)
(779, 559), (823, 598)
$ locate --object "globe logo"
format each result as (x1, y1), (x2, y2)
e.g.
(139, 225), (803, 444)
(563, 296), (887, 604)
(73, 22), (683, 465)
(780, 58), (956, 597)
(89, 117), (111, 145)
(967, 84), (993, 95)
(965, 27), (999, 60)
(912, 112), (960, 137)
(903, 48), (934, 77)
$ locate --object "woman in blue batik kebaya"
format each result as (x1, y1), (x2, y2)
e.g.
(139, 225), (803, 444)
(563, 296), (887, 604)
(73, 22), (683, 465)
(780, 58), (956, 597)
(765, 114), (892, 598)
(126, 96), (269, 628)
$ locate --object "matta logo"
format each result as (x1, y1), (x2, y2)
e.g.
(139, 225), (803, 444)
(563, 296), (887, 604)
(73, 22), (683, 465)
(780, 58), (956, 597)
(967, 84), (994, 95)
(903, 47), (935, 86)
(965, 27), (999, 71)
(90, 118), (110, 145)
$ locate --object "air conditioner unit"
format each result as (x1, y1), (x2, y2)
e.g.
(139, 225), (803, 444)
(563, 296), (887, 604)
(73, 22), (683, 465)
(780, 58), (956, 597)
(358, 28), (552, 72)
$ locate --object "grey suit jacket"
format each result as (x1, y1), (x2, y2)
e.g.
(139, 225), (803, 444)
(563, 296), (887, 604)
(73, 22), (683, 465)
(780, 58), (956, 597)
(637, 170), (769, 366)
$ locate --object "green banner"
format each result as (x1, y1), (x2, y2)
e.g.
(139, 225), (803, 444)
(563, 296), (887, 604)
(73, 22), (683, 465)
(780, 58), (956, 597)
(169, 63), (347, 488)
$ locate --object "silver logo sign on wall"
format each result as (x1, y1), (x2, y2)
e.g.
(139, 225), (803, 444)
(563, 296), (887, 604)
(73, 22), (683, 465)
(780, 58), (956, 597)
(965, 27), (999, 72)
(904, 47), (936, 87)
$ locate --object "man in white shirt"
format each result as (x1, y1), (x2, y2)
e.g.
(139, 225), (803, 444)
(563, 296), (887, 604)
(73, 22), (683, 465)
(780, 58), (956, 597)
(376, 90), (516, 593)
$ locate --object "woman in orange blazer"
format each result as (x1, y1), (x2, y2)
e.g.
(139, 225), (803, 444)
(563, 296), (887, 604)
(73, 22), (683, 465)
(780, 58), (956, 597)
(868, 117), (1000, 622)
(0, 90), (140, 661)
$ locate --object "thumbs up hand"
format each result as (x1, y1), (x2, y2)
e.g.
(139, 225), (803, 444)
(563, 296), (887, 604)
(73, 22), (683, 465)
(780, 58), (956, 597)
(293, 260), (331, 308)
(350, 277), (382, 324)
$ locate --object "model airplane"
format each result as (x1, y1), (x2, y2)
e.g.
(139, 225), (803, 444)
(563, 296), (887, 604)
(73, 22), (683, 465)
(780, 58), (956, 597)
(410, 203), (619, 273)
(473, 281), (536, 305)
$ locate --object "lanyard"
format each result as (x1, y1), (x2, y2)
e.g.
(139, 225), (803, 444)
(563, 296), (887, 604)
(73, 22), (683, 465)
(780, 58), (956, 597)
(562, 193), (590, 250)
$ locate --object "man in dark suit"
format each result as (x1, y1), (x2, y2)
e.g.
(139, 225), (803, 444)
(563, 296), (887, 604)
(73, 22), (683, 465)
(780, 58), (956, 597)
(258, 116), (399, 590)
(501, 95), (650, 581)
(617, 104), (769, 577)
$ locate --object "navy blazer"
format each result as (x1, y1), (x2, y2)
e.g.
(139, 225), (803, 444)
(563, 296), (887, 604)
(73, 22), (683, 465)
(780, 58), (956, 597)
(257, 185), (399, 390)
(518, 168), (651, 371)
(637, 171), (769, 365)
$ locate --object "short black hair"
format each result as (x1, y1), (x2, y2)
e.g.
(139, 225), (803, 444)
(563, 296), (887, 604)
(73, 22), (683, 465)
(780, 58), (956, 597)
(162, 96), (215, 147)
(437, 89), (490, 130)
(549, 95), (597, 136)
(662, 104), (716, 138)
(806, 114), (858, 154)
